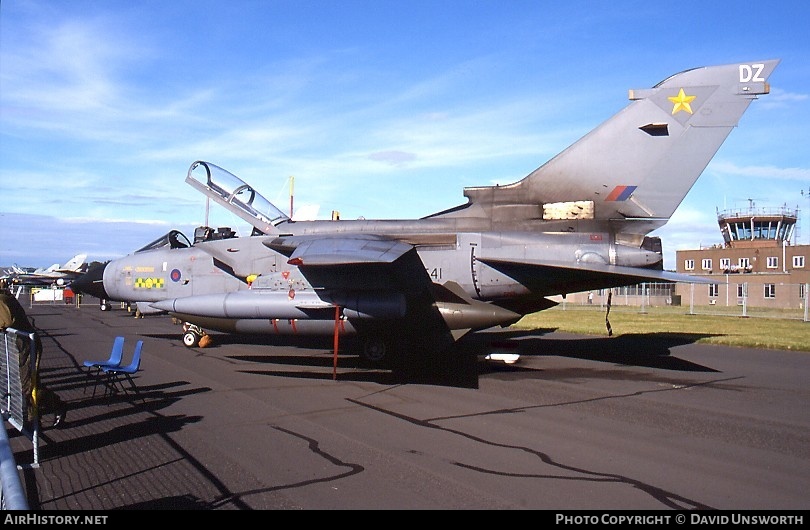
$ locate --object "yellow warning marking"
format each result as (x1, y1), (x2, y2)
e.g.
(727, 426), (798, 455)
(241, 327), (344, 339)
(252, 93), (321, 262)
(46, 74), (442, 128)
(134, 277), (164, 289)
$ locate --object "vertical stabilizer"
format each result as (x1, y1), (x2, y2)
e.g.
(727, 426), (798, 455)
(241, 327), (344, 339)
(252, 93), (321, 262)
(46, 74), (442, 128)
(60, 253), (88, 272)
(460, 60), (779, 236)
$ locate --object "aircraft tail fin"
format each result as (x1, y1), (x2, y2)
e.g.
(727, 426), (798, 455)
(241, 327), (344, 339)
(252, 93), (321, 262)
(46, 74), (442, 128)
(452, 60), (780, 239)
(60, 253), (88, 272)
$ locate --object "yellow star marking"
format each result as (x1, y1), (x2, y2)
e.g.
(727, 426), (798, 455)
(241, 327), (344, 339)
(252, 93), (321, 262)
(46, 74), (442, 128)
(668, 88), (696, 115)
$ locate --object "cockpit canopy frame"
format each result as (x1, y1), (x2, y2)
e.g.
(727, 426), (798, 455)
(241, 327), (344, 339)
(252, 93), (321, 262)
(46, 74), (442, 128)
(185, 160), (289, 235)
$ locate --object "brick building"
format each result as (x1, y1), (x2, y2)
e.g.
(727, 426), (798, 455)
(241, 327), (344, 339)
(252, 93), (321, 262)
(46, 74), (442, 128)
(674, 205), (809, 310)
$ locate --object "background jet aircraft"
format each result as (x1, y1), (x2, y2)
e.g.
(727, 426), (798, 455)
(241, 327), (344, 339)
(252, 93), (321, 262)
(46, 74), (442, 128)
(73, 60), (779, 374)
(6, 253), (88, 286)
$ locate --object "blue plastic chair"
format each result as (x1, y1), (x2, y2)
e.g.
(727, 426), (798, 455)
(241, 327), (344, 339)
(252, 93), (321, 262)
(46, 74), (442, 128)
(102, 340), (143, 399)
(83, 336), (125, 394)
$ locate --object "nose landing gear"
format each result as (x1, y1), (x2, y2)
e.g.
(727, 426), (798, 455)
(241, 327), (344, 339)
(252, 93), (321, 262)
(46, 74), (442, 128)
(182, 323), (207, 347)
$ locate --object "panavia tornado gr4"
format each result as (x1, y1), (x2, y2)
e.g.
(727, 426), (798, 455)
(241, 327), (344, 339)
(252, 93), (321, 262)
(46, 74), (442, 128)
(73, 60), (779, 374)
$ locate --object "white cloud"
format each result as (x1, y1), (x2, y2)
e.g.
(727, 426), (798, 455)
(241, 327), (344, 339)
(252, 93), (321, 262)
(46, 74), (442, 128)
(712, 161), (810, 182)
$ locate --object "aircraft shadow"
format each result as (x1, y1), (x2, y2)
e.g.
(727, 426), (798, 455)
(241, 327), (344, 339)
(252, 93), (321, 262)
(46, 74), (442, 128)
(467, 328), (722, 372)
(142, 327), (722, 389)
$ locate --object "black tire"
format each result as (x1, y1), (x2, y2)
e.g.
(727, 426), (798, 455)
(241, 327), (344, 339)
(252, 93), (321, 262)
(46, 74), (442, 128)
(360, 336), (389, 364)
(100, 300), (109, 311)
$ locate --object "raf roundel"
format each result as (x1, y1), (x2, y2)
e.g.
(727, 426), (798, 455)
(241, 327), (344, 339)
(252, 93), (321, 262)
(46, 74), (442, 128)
(171, 269), (182, 282)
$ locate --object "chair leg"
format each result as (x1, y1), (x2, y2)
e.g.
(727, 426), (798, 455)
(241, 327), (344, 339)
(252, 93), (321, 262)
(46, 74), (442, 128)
(92, 370), (143, 403)
(99, 372), (116, 399)
(115, 376), (127, 395)
(104, 372), (127, 396)
(90, 368), (104, 398)
(123, 374), (144, 403)
(85, 367), (95, 394)
(108, 374), (121, 397)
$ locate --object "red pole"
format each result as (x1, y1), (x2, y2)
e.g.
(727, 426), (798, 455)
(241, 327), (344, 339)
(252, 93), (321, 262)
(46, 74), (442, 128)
(333, 305), (340, 380)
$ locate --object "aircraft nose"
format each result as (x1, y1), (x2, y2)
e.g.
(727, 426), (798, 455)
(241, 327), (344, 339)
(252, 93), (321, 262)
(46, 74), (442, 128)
(71, 262), (109, 300)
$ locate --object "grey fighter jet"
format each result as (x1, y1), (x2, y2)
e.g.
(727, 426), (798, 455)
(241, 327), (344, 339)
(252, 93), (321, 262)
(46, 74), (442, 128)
(5, 253), (88, 286)
(72, 59), (779, 372)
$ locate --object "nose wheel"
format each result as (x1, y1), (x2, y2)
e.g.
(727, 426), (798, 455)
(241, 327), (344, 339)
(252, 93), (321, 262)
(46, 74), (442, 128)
(182, 323), (206, 347)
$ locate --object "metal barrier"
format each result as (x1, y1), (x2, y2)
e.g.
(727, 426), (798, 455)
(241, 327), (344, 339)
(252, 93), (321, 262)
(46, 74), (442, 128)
(0, 416), (27, 510)
(0, 327), (40, 510)
(684, 282), (810, 321)
(564, 282), (810, 322)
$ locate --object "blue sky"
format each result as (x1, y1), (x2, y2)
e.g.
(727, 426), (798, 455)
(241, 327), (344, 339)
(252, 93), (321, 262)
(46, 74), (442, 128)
(1, 0), (809, 270)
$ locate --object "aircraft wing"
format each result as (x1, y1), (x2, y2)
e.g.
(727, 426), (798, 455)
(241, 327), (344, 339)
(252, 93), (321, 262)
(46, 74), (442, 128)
(265, 234), (420, 291)
(267, 233), (462, 354)
(478, 256), (714, 298)
(266, 234), (412, 267)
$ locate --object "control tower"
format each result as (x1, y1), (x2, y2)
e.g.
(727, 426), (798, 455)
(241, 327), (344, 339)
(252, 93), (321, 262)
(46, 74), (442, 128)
(717, 204), (798, 249)
(676, 202), (808, 311)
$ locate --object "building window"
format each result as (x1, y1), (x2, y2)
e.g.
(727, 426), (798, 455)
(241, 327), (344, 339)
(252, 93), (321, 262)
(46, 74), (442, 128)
(737, 284), (746, 298)
(766, 256), (778, 269)
(708, 284), (718, 297)
(739, 257), (750, 269)
(800, 284), (806, 300)
(720, 258), (731, 271)
(701, 258), (712, 271)
(794, 255), (806, 268)
(685, 259), (694, 271)
(764, 284), (776, 299)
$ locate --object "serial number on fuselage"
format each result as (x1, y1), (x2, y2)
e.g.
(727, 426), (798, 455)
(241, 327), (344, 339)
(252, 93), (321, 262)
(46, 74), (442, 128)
(426, 267), (442, 280)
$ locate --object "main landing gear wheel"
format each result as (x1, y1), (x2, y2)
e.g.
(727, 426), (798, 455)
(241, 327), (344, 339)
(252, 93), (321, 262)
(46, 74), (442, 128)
(361, 337), (389, 364)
